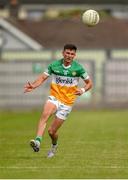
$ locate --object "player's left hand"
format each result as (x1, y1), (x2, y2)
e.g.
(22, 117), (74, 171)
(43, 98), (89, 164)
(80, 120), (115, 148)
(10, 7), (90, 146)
(74, 88), (85, 96)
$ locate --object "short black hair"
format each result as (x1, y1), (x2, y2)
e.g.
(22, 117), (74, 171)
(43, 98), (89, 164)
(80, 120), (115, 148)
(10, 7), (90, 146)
(64, 44), (77, 51)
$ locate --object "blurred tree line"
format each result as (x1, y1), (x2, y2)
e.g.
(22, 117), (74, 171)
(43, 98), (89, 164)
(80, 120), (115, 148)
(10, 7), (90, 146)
(0, 0), (128, 6)
(19, 0), (128, 4)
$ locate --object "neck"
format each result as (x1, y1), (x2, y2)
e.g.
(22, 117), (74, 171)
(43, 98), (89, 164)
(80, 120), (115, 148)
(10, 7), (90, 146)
(63, 62), (70, 66)
(63, 59), (72, 66)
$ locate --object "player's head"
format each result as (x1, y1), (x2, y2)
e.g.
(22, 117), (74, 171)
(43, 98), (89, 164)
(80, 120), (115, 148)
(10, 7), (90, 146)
(62, 44), (77, 65)
(63, 44), (77, 52)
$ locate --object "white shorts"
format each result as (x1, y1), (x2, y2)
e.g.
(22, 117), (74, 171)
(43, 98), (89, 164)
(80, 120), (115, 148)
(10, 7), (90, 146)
(47, 96), (72, 120)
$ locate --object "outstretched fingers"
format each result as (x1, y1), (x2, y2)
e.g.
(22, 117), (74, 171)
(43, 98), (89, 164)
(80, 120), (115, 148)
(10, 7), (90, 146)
(24, 81), (34, 93)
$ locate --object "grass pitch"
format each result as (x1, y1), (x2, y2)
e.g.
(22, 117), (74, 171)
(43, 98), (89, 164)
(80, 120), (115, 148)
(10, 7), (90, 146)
(0, 109), (128, 178)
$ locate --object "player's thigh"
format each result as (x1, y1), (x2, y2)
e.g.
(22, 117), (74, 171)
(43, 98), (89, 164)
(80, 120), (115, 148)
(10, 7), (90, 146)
(41, 100), (57, 119)
(49, 117), (64, 133)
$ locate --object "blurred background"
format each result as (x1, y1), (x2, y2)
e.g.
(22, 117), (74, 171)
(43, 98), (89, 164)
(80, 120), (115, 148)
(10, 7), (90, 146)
(0, 0), (128, 110)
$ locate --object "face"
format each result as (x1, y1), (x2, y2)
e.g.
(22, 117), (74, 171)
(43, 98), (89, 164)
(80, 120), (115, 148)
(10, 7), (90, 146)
(62, 49), (76, 65)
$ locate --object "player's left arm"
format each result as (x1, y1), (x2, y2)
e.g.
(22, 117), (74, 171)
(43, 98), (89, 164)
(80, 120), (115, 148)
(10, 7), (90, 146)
(75, 78), (92, 96)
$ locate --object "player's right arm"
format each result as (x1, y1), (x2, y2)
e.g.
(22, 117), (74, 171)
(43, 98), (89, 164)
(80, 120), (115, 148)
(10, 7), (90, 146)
(24, 73), (49, 93)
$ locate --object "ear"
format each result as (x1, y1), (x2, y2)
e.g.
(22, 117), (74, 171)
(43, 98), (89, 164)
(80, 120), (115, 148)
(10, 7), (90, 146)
(74, 52), (76, 57)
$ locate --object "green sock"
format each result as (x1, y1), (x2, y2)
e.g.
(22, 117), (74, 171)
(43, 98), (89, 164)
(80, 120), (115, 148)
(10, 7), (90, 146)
(35, 136), (42, 143)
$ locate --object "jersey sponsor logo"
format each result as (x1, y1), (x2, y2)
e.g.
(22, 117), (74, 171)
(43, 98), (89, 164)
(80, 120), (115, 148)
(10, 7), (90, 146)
(56, 77), (73, 84)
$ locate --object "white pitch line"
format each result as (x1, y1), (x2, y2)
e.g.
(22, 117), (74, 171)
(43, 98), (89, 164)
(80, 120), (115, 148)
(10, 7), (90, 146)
(0, 166), (128, 169)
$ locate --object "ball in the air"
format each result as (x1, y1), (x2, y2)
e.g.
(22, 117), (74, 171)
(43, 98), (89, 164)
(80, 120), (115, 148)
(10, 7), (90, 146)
(82, 9), (100, 26)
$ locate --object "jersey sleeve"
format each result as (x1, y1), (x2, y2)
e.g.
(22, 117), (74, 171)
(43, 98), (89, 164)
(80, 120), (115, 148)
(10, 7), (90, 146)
(79, 66), (89, 80)
(44, 63), (52, 76)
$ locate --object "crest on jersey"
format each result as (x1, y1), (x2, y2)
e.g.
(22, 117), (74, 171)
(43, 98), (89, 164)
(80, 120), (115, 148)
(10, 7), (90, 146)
(72, 71), (76, 76)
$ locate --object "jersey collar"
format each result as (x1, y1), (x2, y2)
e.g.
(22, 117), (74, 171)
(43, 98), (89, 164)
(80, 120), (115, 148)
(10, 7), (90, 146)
(62, 64), (71, 69)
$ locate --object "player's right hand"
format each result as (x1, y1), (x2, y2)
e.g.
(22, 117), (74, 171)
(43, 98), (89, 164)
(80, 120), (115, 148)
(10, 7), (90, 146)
(24, 82), (35, 93)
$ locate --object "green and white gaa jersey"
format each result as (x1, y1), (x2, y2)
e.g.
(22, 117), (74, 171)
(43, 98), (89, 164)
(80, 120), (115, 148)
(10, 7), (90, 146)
(44, 59), (89, 106)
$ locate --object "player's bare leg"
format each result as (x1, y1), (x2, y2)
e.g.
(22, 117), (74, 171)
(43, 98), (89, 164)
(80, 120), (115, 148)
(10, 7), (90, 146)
(30, 101), (57, 152)
(47, 117), (64, 157)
